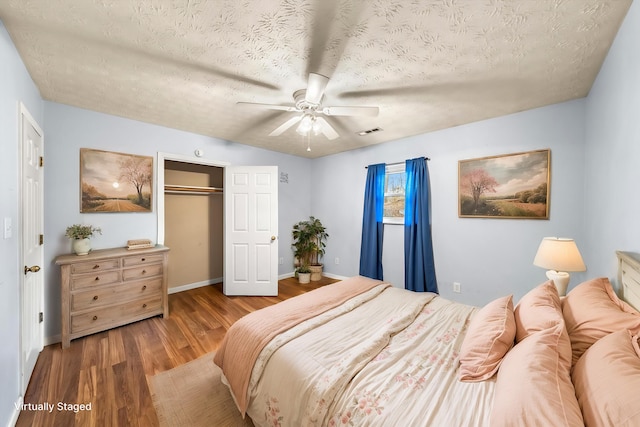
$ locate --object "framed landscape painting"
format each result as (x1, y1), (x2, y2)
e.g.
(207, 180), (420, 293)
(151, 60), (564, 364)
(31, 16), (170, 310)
(80, 148), (153, 213)
(458, 149), (550, 219)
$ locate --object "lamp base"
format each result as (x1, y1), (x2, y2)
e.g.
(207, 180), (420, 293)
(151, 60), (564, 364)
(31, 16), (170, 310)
(545, 270), (570, 296)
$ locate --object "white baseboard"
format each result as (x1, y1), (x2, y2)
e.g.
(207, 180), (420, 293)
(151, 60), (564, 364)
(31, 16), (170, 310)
(168, 277), (223, 294)
(278, 271), (295, 280)
(44, 333), (61, 346)
(9, 395), (23, 427)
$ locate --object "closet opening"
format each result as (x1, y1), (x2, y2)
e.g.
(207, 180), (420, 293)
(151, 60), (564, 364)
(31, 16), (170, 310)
(157, 153), (228, 294)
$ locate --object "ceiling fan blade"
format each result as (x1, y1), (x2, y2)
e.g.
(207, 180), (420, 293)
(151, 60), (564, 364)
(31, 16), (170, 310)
(237, 102), (298, 112)
(305, 73), (329, 105)
(315, 116), (339, 140)
(269, 115), (302, 136)
(321, 106), (379, 116)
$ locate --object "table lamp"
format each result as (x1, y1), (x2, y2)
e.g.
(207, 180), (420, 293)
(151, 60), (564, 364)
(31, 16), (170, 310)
(533, 237), (586, 296)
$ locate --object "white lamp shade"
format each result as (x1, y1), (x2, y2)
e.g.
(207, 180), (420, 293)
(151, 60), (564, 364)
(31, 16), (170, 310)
(533, 237), (586, 272)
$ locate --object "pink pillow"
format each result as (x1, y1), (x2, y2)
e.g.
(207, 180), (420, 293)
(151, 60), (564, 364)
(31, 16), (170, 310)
(562, 277), (640, 365)
(514, 280), (563, 343)
(491, 322), (583, 427)
(458, 295), (515, 382)
(572, 330), (640, 426)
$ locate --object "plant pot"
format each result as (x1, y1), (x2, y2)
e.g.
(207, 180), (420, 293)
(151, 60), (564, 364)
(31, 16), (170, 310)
(309, 264), (323, 281)
(72, 238), (91, 255)
(298, 272), (311, 284)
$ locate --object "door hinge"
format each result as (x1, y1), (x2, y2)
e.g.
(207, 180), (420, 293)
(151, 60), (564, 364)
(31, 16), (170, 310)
(39, 312), (43, 323)
(39, 234), (44, 245)
(39, 156), (44, 167)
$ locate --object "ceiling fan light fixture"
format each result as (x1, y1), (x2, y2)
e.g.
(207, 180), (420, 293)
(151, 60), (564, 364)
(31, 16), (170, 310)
(296, 113), (315, 136)
(312, 118), (322, 135)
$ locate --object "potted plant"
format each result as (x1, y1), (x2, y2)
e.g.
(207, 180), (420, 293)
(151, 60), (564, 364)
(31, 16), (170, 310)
(296, 265), (311, 284)
(292, 216), (328, 281)
(65, 224), (101, 255)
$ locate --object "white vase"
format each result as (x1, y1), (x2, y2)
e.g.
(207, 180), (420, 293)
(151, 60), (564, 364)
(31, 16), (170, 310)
(72, 238), (91, 255)
(298, 272), (311, 284)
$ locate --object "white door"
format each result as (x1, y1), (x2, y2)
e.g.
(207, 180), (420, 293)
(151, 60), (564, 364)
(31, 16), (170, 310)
(224, 166), (278, 296)
(20, 104), (44, 394)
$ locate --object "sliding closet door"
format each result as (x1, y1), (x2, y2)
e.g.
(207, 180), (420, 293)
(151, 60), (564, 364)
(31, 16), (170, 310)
(224, 166), (278, 296)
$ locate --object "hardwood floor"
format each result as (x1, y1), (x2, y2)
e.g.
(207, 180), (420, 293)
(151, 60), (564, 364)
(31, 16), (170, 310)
(17, 276), (338, 427)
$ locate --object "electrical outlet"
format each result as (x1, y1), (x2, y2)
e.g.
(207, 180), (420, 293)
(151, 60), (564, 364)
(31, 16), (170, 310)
(279, 257), (284, 265)
(334, 257), (340, 265)
(453, 282), (461, 293)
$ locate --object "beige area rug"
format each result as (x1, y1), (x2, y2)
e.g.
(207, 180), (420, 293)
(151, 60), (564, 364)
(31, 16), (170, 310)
(148, 353), (254, 427)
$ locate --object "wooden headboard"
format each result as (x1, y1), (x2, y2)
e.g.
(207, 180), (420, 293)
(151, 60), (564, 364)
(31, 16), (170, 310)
(617, 251), (640, 311)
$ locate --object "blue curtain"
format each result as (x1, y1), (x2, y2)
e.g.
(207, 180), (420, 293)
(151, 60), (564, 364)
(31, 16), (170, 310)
(359, 163), (385, 279)
(404, 158), (438, 293)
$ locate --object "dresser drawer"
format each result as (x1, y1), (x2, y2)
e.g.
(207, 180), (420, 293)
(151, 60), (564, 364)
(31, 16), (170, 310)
(123, 264), (163, 281)
(71, 295), (162, 334)
(71, 259), (120, 274)
(71, 270), (121, 290)
(123, 254), (164, 267)
(71, 279), (162, 312)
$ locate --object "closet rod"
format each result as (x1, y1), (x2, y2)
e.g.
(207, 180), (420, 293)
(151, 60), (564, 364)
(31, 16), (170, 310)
(164, 184), (223, 194)
(165, 190), (222, 196)
(364, 157), (430, 169)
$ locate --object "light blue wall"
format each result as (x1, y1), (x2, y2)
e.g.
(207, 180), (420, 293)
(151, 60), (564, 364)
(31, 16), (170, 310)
(313, 100), (587, 306)
(583, 0), (640, 288)
(2, 2), (640, 423)
(43, 102), (313, 339)
(0, 20), (44, 427)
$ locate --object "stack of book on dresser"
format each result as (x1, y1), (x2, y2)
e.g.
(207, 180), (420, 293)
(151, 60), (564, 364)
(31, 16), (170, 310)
(126, 239), (153, 250)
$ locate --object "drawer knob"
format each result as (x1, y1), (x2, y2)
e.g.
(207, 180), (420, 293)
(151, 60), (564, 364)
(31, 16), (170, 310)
(93, 265), (100, 269)
(142, 303), (147, 308)
(93, 295), (99, 301)
(142, 270), (147, 274)
(141, 258), (146, 262)
(95, 277), (100, 281)
(92, 315), (98, 321)
(142, 285), (147, 290)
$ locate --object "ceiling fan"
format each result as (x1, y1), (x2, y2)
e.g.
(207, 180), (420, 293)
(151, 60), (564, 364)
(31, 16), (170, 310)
(238, 73), (379, 140)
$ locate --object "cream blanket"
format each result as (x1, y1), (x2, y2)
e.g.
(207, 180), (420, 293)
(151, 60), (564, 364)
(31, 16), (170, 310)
(213, 275), (389, 414)
(246, 288), (495, 426)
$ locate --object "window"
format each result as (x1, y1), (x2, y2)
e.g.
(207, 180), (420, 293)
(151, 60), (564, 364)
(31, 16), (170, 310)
(383, 163), (405, 224)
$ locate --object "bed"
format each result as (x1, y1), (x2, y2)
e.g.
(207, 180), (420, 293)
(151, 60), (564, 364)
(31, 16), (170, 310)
(214, 252), (640, 427)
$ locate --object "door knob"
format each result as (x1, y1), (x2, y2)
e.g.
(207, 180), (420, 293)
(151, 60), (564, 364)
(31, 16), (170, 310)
(271, 236), (277, 241)
(24, 265), (41, 275)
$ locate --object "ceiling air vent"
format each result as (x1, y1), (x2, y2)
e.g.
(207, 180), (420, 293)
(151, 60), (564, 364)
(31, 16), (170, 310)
(357, 127), (383, 136)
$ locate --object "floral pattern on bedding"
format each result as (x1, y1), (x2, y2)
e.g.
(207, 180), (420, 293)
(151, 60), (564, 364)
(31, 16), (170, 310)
(264, 397), (282, 427)
(248, 290), (495, 427)
(321, 297), (493, 426)
(328, 390), (389, 426)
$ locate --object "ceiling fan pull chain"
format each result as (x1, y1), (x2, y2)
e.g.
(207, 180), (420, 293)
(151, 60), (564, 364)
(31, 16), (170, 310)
(307, 133), (311, 152)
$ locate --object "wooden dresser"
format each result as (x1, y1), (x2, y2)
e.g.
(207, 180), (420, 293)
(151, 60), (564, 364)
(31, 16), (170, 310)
(55, 245), (169, 348)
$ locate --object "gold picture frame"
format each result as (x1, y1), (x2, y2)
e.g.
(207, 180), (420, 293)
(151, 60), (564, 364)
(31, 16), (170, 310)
(458, 149), (550, 219)
(80, 148), (153, 213)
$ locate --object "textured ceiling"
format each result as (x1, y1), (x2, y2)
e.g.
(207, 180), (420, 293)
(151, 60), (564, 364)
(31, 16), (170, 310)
(0, 0), (632, 158)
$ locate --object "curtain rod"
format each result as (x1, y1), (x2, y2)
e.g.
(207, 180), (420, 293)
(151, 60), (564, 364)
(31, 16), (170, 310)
(364, 157), (430, 169)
